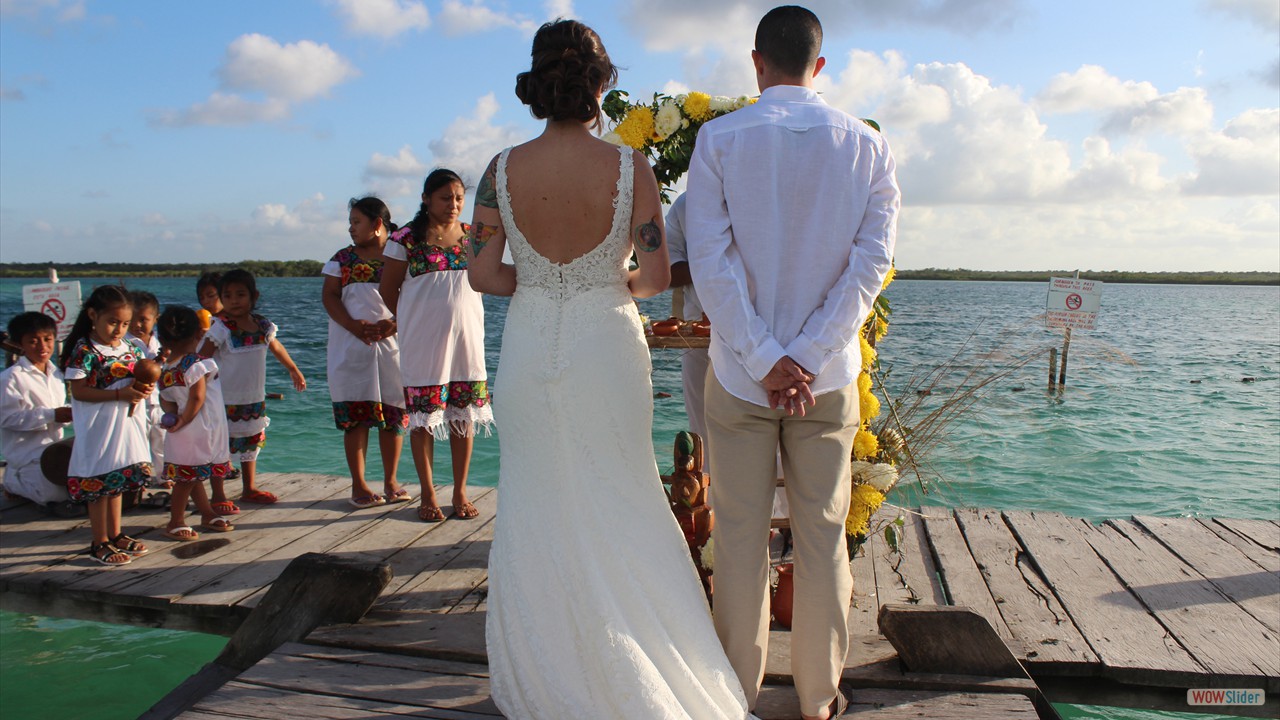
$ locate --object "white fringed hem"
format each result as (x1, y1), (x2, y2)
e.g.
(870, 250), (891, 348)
(408, 404), (495, 441)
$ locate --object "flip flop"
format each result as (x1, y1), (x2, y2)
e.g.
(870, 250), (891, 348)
(452, 501), (479, 520)
(241, 489), (277, 504)
(417, 505), (445, 523)
(212, 500), (240, 516)
(201, 516), (235, 533)
(384, 488), (413, 504)
(163, 526), (199, 541)
(349, 494), (386, 509)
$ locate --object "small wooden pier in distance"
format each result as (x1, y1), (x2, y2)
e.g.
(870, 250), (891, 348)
(1, 470), (1277, 718)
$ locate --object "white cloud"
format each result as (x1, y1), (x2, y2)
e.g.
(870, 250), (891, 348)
(1036, 65), (1159, 114)
(150, 92), (290, 128)
(1205, 0), (1280, 32)
(218, 34), (358, 102)
(1183, 109), (1280, 196)
(0, 0), (78, 19)
(152, 34), (357, 128)
(333, 0), (429, 37)
(426, 93), (530, 185)
(1100, 86), (1214, 137)
(252, 193), (342, 234)
(437, 0), (536, 37)
(543, 0), (574, 19)
(363, 145), (428, 197)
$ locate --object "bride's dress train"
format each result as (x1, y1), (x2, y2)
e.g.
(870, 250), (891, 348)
(485, 145), (753, 719)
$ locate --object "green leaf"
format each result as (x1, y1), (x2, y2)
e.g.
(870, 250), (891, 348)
(883, 524), (900, 553)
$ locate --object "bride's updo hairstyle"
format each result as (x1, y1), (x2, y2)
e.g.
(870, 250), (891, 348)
(515, 19), (618, 129)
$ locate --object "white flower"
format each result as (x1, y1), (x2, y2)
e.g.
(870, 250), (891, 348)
(709, 95), (734, 113)
(655, 100), (682, 140)
(734, 95), (752, 109)
(851, 460), (899, 493)
(601, 131), (624, 146)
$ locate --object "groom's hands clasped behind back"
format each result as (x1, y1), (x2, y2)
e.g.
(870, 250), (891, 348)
(763, 356), (815, 416)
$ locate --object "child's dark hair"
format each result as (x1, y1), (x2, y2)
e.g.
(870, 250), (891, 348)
(60, 284), (131, 369)
(8, 312), (57, 343)
(349, 196), (398, 236)
(129, 289), (160, 314)
(407, 169), (465, 245)
(196, 271), (222, 296)
(156, 305), (201, 345)
(218, 269), (259, 307)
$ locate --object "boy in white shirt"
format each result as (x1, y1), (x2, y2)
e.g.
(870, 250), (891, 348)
(0, 312), (79, 516)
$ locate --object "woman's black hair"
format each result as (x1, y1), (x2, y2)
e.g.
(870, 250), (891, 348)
(196, 271), (222, 296)
(59, 284), (131, 369)
(515, 19), (618, 130)
(218, 268), (259, 308)
(156, 305), (201, 345)
(7, 311), (57, 343)
(349, 196), (398, 236)
(406, 169), (465, 246)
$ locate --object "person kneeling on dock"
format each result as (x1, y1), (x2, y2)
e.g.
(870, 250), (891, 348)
(0, 312), (81, 517)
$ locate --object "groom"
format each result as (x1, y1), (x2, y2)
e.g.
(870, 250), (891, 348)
(686, 5), (899, 719)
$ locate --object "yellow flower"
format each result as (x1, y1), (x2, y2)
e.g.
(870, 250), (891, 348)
(881, 265), (896, 290)
(859, 333), (877, 371)
(682, 92), (712, 122)
(854, 428), (880, 460)
(857, 371), (872, 396)
(859, 389), (881, 422)
(845, 483), (885, 537)
(615, 106), (655, 150)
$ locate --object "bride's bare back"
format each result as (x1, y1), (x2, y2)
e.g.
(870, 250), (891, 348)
(504, 134), (627, 264)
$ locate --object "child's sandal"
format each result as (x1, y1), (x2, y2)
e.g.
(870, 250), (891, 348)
(89, 542), (132, 566)
(110, 533), (148, 556)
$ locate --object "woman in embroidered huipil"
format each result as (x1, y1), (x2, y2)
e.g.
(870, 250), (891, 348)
(380, 169), (493, 523)
(322, 196), (411, 509)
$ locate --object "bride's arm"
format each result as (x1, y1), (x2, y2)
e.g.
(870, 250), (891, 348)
(628, 150), (670, 299)
(467, 154), (517, 296)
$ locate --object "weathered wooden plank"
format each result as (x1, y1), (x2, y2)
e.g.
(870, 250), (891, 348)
(390, 517), (496, 613)
(305, 609), (489, 664)
(952, 508), (1097, 671)
(281, 642), (491, 677)
(842, 688), (1039, 718)
(376, 487), (501, 601)
(187, 679), (501, 719)
(233, 644), (501, 716)
(867, 510), (946, 608)
(1134, 514), (1280, 633)
(920, 511), (1014, 643)
(1214, 517), (1280, 552)
(1003, 511), (1206, 685)
(846, 528), (897, 668)
(1087, 520), (1280, 686)
(1201, 519), (1280, 573)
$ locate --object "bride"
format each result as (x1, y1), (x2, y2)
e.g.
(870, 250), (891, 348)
(466, 18), (754, 720)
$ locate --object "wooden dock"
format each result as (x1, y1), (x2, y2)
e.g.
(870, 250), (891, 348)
(2, 470), (1277, 718)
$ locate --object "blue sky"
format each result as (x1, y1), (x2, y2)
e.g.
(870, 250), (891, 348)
(1, 0), (1277, 271)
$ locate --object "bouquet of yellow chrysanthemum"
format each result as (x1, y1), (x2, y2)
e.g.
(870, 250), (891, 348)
(601, 90), (757, 201)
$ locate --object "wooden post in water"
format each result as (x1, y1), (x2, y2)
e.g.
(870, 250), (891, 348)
(1048, 348), (1058, 392)
(1058, 328), (1072, 388)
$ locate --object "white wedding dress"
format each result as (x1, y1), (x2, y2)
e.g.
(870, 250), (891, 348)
(486, 145), (753, 720)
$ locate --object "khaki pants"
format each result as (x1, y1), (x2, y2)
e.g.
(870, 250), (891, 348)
(705, 369), (856, 716)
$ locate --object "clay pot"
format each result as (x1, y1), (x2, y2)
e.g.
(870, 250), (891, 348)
(772, 562), (794, 629)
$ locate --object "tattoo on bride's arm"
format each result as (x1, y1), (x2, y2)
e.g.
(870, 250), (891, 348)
(633, 216), (662, 253)
(469, 222), (499, 257)
(475, 157), (499, 209)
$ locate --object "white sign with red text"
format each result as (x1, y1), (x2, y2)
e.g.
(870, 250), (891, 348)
(1046, 277), (1102, 330)
(22, 281), (82, 340)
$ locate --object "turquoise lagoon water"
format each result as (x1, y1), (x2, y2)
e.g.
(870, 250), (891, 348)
(0, 277), (1276, 720)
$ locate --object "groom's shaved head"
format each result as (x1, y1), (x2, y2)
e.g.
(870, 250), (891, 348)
(755, 6), (823, 78)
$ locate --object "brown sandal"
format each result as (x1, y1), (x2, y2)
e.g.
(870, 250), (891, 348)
(89, 541), (131, 566)
(110, 533), (148, 556)
(417, 505), (445, 523)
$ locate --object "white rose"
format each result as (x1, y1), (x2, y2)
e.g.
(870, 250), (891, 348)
(709, 95), (733, 113)
(655, 100), (682, 139)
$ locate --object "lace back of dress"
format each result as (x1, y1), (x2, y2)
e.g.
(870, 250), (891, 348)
(496, 146), (634, 301)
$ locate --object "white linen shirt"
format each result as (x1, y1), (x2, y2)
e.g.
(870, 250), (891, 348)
(665, 193), (704, 321)
(0, 357), (68, 469)
(686, 84), (900, 407)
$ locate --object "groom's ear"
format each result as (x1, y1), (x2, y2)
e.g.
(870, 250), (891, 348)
(811, 56), (826, 78)
(751, 49), (765, 77)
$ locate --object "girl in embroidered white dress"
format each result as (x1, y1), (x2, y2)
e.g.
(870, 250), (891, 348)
(59, 285), (154, 566)
(157, 305), (236, 541)
(199, 269), (306, 515)
(380, 169), (493, 523)
(323, 197), (411, 509)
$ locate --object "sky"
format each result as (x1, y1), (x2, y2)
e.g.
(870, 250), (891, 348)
(1, 0), (1277, 271)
